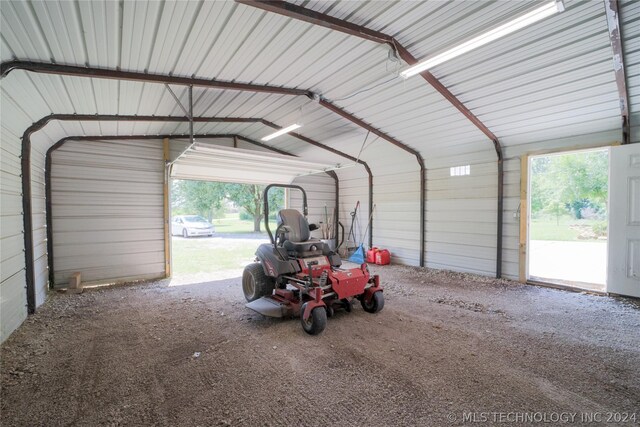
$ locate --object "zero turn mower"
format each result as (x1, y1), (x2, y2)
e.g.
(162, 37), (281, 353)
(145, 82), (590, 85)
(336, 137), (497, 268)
(242, 184), (384, 335)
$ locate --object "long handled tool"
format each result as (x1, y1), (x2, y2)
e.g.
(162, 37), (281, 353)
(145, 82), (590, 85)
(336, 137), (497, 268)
(361, 204), (376, 248)
(349, 204), (375, 264)
(349, 205), (376, 264)
(344, 200), (360, 250)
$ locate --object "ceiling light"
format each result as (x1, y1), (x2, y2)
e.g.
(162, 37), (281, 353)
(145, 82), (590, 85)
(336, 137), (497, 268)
(261, 124), (302, 141)
(400, 0), (564, 79)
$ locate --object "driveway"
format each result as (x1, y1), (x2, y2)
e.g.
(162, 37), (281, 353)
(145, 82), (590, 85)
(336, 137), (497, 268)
(529, 240), (607, 289)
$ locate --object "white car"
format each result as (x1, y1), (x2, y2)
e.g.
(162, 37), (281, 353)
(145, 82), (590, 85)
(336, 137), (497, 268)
(171, 215), (215, 238)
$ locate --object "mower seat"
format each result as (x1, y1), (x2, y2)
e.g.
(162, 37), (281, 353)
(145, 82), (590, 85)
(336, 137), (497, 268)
(277, 209), (327, 258)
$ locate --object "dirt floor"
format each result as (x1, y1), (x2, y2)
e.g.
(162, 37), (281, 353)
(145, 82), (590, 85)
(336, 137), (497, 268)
(2, 265), (639, 426)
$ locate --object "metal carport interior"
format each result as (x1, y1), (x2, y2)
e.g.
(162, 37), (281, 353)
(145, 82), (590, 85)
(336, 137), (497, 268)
(1, 0), (639, 425)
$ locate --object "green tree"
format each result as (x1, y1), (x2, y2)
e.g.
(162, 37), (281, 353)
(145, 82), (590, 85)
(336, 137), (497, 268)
(530, 150), (608, 220)
(172, 180), (285, 232)
(225, 184), (283, 232)
(171, 180), (226, 221)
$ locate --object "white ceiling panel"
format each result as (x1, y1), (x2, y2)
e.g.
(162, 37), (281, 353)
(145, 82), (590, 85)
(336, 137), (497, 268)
(0, 0), (629, 171)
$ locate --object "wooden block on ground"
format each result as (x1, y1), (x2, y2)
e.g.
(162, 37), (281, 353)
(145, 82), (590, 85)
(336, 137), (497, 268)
(69, 272), (82, 290)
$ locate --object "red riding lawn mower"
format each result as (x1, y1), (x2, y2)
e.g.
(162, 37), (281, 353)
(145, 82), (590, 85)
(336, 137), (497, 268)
(242, 184), (384, 335)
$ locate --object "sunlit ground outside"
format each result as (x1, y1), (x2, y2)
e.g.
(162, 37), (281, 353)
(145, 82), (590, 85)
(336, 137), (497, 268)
(528, 149), (608, 291)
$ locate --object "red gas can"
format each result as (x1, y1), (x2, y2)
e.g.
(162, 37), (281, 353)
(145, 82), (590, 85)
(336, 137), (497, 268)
(367, 247), (379, 263)
(375, 249), (391, 265)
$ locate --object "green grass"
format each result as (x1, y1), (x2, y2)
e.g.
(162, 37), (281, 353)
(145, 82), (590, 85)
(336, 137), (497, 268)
(171, 213), (279, 275)
(171, 237), (262, 275)
(529, 216), (604, 241)
(211, 212), (277, 234)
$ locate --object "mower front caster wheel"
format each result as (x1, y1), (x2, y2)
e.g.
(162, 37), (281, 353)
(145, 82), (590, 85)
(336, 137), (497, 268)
(300, 303), (327, 335)
(361, 291), (384, 313)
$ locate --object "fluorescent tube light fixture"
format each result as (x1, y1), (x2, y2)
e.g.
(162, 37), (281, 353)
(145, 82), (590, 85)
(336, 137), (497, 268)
(400, 0), (564, 78)
(261, 124), (302, 141)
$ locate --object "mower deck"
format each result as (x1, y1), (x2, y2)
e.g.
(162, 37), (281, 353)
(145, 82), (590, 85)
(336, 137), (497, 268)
(245, 297), (287, 318)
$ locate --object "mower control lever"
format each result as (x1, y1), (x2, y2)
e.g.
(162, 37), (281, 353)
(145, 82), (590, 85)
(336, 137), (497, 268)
(306, 261), (319, 292)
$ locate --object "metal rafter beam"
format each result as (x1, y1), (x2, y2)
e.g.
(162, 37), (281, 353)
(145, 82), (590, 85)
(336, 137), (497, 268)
(236, 0), (391, 44)
(1, 60), (311, 97)
(604, 0), (631, 145)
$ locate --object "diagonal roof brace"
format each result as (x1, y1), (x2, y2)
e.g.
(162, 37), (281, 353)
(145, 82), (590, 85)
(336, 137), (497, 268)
(164, 84), (195, 150)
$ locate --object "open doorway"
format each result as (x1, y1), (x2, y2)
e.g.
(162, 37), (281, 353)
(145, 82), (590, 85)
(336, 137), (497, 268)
(527, 148), (609, 291)
(170, 180), (283, 281)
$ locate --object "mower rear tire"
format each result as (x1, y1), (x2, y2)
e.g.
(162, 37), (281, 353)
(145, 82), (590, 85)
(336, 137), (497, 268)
(242, 263), (275, 302)
(300, 303), (327, 335)
(361, 291), (384, 313)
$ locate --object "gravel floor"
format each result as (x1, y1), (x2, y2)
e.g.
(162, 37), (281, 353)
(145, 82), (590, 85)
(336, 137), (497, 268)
(1, 265), (639, 426)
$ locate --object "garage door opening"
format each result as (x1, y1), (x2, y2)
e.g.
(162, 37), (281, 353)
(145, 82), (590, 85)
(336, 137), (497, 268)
(527, 148), (609, 291)
(170, 179), (283, 281)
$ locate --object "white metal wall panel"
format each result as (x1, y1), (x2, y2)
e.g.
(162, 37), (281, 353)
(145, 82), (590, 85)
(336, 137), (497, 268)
(50, 139), (165, 285)
(0, 123), (27, 343)
(1, 75), (32, 340)
(426, 161), (498, 276)
(290, 174), (336, 240)
(364, 142), (421, 265)
(334, 165), (370, 255)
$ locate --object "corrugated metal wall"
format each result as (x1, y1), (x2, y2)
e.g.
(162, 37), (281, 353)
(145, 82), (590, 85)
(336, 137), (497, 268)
(334, 165), (370, 253)
(0, 100), (27, 343)
(426, 161), (498, 276)
(50, 139), (166, 285)
(418, 118), (498, 273)
(290, 173), (336, 241)
(366, 142), (420, 266)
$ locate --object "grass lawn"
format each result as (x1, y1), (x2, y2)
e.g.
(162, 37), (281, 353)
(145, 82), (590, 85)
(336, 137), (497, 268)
(171, 237), (264, 275)
(529, 216), (604, 241)
(211, 212), (277, 235)
(171, 214), (278, 276)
